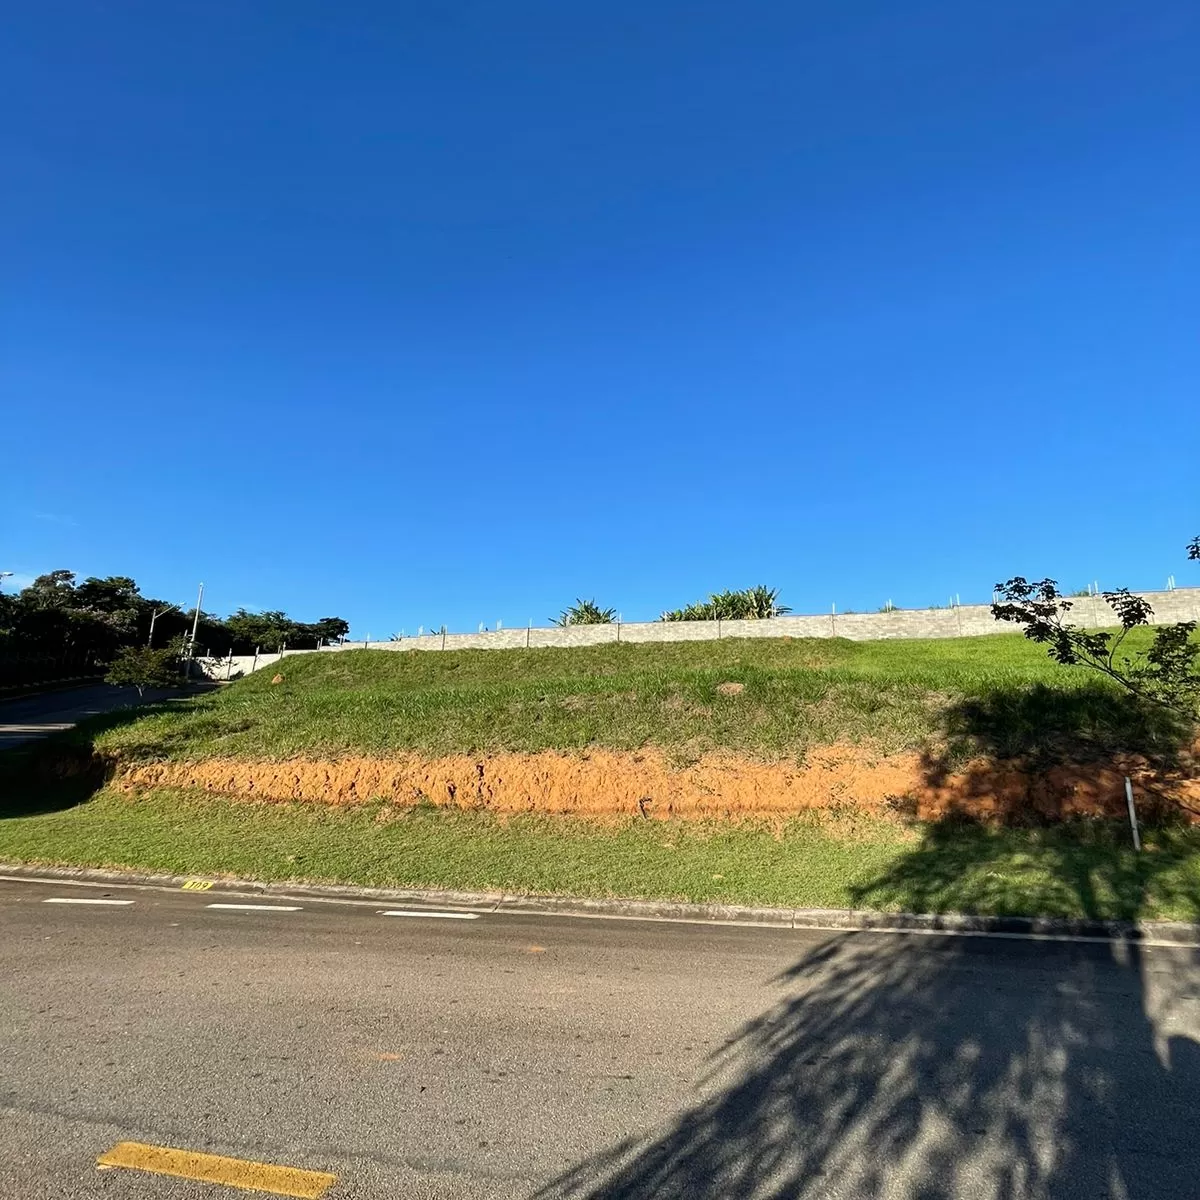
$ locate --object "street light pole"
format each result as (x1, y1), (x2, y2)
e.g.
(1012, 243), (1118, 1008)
(147, 604), (178, 647)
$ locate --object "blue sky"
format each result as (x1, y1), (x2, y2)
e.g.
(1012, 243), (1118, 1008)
(3, 1), (1197, 635)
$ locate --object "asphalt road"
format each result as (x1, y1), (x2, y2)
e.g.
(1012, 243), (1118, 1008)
(2, 876), (1200, 1199)
(0, 685), (195, 750)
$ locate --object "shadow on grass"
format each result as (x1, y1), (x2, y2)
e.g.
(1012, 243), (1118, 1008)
(934, 681), (1193, 770)
(851, 818), (1200, 921)
(917, 681), (1199, 824)
(0, 699), (186, 819)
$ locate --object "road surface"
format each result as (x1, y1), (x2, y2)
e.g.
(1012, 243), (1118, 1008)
(0, 685), (196, 751)
(2, 874), (1199, 1199)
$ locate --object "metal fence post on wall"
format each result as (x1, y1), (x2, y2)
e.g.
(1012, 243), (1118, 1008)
(526, 621), (531, 649)
(442, 628), (447, 651)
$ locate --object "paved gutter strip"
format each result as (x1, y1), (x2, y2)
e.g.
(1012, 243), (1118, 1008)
(497, 894), (795, 927)
(3, 861), (1200, 945)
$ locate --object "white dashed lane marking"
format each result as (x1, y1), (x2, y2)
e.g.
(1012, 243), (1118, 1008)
(205, 903), (303, 912)
(43, 898), (135, 906)
(378, 909), (480, 920)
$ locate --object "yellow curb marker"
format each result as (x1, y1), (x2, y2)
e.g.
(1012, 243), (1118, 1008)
(181, 879), (214, 891)
(96, 1141), (335, 1198)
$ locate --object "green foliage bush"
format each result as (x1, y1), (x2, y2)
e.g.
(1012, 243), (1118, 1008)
(662, 585), (789, 622)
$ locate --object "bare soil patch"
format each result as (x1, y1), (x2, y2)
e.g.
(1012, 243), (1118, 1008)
(111, 743), (1200, 822)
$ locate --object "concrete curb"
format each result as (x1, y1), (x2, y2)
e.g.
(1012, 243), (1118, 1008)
(3, 861), (1200, 945)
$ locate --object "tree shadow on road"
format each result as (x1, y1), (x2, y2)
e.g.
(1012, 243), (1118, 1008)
(536, 823), (1200, 1199)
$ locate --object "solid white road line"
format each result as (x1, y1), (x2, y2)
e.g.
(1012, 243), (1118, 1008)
(378, 909), (480, 920)
(43, 898), (134, 906)
(205, 903), (302, 912)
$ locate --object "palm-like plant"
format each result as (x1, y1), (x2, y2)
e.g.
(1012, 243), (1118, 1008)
(745, 585), (790, 619)
(661, 601), (714, 622)
(554, 599), (616, 626)
(661, 586), (788, 622)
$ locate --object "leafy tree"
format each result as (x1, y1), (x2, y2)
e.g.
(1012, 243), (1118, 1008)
(554, 599), (616, 626)
(181, 611), (238, 657)
(74, 575), (145, 642)
(7, 570), (126, 661)
(222, 609), (299, 653)
(993, 536), (1200, 718)
(662, 586), (790, 622)
(74, 575), (141, 613)
(104, 644), (183, 697)
(0, 566), (346, 682)
(314, 616), (350, 644)
(19, 570), (77, 609)
(0, 590), (17, 635)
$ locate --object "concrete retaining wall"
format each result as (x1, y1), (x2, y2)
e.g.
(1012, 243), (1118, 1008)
(299, 588), (1200, 660)
(189, 590), (1200, 678)
(191, 652), (285, 681)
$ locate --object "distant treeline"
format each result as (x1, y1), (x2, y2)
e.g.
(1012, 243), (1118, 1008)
(0, 572), (350, 681)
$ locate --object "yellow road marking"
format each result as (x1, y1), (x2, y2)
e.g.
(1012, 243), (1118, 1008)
(96, 1141), (335, 1198)
(181, 879), (214, 890)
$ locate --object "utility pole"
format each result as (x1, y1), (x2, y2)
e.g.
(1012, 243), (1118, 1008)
(185, 583), (204, 674)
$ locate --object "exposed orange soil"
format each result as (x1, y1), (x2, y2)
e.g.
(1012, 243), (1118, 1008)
(113, 744), (1200, 822)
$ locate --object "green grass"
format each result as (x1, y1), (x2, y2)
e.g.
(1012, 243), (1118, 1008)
(5, 632), (1196, 923)
(3, 786), (1200, 921)
(69, 630), (1181, 766)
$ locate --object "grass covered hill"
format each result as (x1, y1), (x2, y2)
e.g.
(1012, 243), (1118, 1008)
(73, 631), (1179, 769)
(4, 631), (1200, 922)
